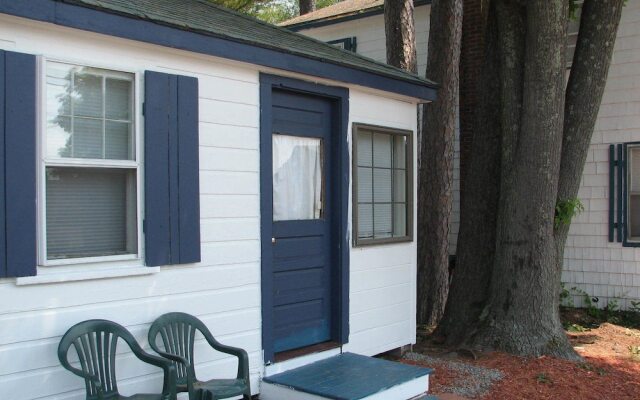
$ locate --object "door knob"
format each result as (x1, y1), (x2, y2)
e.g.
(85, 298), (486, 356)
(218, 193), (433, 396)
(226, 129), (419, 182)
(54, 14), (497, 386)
(272, 237), (276, 244)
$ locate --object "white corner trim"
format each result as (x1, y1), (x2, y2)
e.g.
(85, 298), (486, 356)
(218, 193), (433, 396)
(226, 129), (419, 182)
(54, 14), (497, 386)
(15, 266), (160, 286)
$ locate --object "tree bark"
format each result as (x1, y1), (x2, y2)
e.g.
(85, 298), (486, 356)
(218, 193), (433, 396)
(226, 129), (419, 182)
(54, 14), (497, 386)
(299, 0), (315, 15)
(554, 0), (625, 295)
(417, 0), (462, 326)
(384, 0), (418, 73)
(435, 0), (500, 345)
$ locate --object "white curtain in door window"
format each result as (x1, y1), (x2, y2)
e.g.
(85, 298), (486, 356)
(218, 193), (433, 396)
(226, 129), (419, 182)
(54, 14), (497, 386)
(272, 134), (323, 221)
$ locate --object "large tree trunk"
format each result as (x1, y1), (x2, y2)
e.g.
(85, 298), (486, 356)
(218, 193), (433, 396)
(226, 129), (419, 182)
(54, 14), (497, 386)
(299, 0), (315, 15)
(384, 0), (418, 73)
(435, 0), (500, 345)
(470, 0), (577, 358)
(554, 0), (624, 296)
(437, 0), (622, 359)
(417, 0), (462, 326)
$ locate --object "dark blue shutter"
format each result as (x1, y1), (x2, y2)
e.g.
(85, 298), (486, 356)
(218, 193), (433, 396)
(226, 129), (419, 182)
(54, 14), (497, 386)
(144, 71), (200, 266)
(0, 50), (37, 278)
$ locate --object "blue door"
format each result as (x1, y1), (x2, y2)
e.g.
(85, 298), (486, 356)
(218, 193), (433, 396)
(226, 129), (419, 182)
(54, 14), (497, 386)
(268, 89), (334, 353)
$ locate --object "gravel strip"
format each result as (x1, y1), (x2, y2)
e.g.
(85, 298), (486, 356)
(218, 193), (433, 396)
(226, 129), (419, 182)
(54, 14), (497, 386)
(404, 352), (504, 398)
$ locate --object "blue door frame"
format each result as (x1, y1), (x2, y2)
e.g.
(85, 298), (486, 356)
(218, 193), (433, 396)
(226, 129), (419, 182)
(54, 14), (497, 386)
(260, 74), (350, 364)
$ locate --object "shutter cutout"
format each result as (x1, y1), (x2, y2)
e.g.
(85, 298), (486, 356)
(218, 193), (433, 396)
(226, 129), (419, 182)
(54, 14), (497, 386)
(609, 144), (616, 242)
(144, 71), (200, 266)
(0, 50), (37, 278)
(618, 144), (624, 243)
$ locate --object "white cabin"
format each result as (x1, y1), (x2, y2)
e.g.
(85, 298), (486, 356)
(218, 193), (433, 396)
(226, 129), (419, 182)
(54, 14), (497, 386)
(0, 1), (437, 398)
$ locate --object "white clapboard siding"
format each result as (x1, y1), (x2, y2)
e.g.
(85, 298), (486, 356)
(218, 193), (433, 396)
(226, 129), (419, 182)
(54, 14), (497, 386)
(0, 308), (261, 375)
(199, 147), (259, 172)
(200, 218), (260, 242)
(200, 195), (259, 218)
(200, 171), (259, 195)
(199, 123), (259, 149)
(350, 283), (412, 315)
(198, 99), (259, 127)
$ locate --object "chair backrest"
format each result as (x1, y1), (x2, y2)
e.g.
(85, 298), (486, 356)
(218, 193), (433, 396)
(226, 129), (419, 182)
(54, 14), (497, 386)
(148, 312), (207, 387)
(58, 319), (140, 399)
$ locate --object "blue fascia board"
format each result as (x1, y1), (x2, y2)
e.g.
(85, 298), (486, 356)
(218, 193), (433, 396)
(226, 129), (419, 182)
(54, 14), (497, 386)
(0, 0), (436, 102)
(285, 0), (432, 32)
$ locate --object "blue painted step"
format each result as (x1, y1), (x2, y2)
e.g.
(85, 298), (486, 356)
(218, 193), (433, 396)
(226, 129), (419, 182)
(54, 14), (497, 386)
(263, 352), (433, 400)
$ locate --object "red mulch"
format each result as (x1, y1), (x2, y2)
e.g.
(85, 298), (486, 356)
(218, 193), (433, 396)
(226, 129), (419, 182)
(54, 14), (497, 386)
(407, 321), (640, 399)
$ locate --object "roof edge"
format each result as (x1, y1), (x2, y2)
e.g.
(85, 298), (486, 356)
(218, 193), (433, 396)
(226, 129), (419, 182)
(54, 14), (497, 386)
(0, 0), (437, 101)
(283, 0), (431, 32)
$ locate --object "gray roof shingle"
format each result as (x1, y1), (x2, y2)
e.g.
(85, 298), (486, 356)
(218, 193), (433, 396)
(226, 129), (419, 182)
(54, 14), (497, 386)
(63, 0), (436, 90)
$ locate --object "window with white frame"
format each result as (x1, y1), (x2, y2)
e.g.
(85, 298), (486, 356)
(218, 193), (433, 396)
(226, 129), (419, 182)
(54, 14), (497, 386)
(353, 124), (412, 246)
(42, 61), (139, 263)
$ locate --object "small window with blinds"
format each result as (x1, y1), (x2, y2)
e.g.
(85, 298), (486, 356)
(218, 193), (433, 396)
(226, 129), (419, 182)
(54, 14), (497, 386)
(627, 145), (640, 243)
(353, 124), (413, 246)
(41, 61), (139, 263)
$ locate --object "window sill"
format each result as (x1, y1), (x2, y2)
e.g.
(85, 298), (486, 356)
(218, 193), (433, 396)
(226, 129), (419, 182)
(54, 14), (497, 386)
(15, 265), (160, 286)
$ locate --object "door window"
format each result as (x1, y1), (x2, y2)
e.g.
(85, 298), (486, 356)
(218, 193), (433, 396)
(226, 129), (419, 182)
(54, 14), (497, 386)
(272, 134), (324, 221)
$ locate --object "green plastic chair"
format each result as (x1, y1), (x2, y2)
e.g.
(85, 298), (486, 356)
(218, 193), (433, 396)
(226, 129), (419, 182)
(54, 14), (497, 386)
(58, 319), (177, 400)
(148, 312), (251, 400)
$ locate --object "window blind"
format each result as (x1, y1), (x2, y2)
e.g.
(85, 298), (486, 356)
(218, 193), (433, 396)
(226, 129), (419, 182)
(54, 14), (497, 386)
(46, 167), (137, 260)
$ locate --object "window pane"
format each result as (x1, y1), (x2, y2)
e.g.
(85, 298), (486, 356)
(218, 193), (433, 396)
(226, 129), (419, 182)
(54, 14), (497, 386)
(373, 168), (392, 203)
(357, 130), (373, 167)
(373, 133), (392, 168)
(46, 167), (137, 260)
(630, 148), (640, 193)
(393, 170), (406, 202)
(105, 121), (133, 160)
(394, 135), (407, 169)
(46, 63), (72, 117)
(630, 195), (640, 238)
(73, 117), (103, 159)
(374, 203), (392, 238)
(358, 203), (373, 239)
(74, 72), (103, 118)
(394, 204), (407, 237)
(47, 116), (72, 158)
(46, 63), (135, 161)
(106, 78), (132, 120)
(357, 167), (373, 203)
(272, 134), (323, 221)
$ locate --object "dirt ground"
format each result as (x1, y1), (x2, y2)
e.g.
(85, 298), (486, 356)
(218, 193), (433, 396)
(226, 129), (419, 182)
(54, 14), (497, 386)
(403, 309), (640, 399)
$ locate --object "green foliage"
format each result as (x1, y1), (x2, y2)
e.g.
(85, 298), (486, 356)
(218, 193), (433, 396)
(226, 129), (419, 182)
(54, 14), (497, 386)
(535, 373), (551, 384)
(566, 323), (589, 332)
(568, 0), (580, 20)
(554, 198), (584, 228)
(631, 300), (640, 312)
(577, 362), (607, 376)
(559, 282), (574, 307)
(207, 0), (341, 24)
